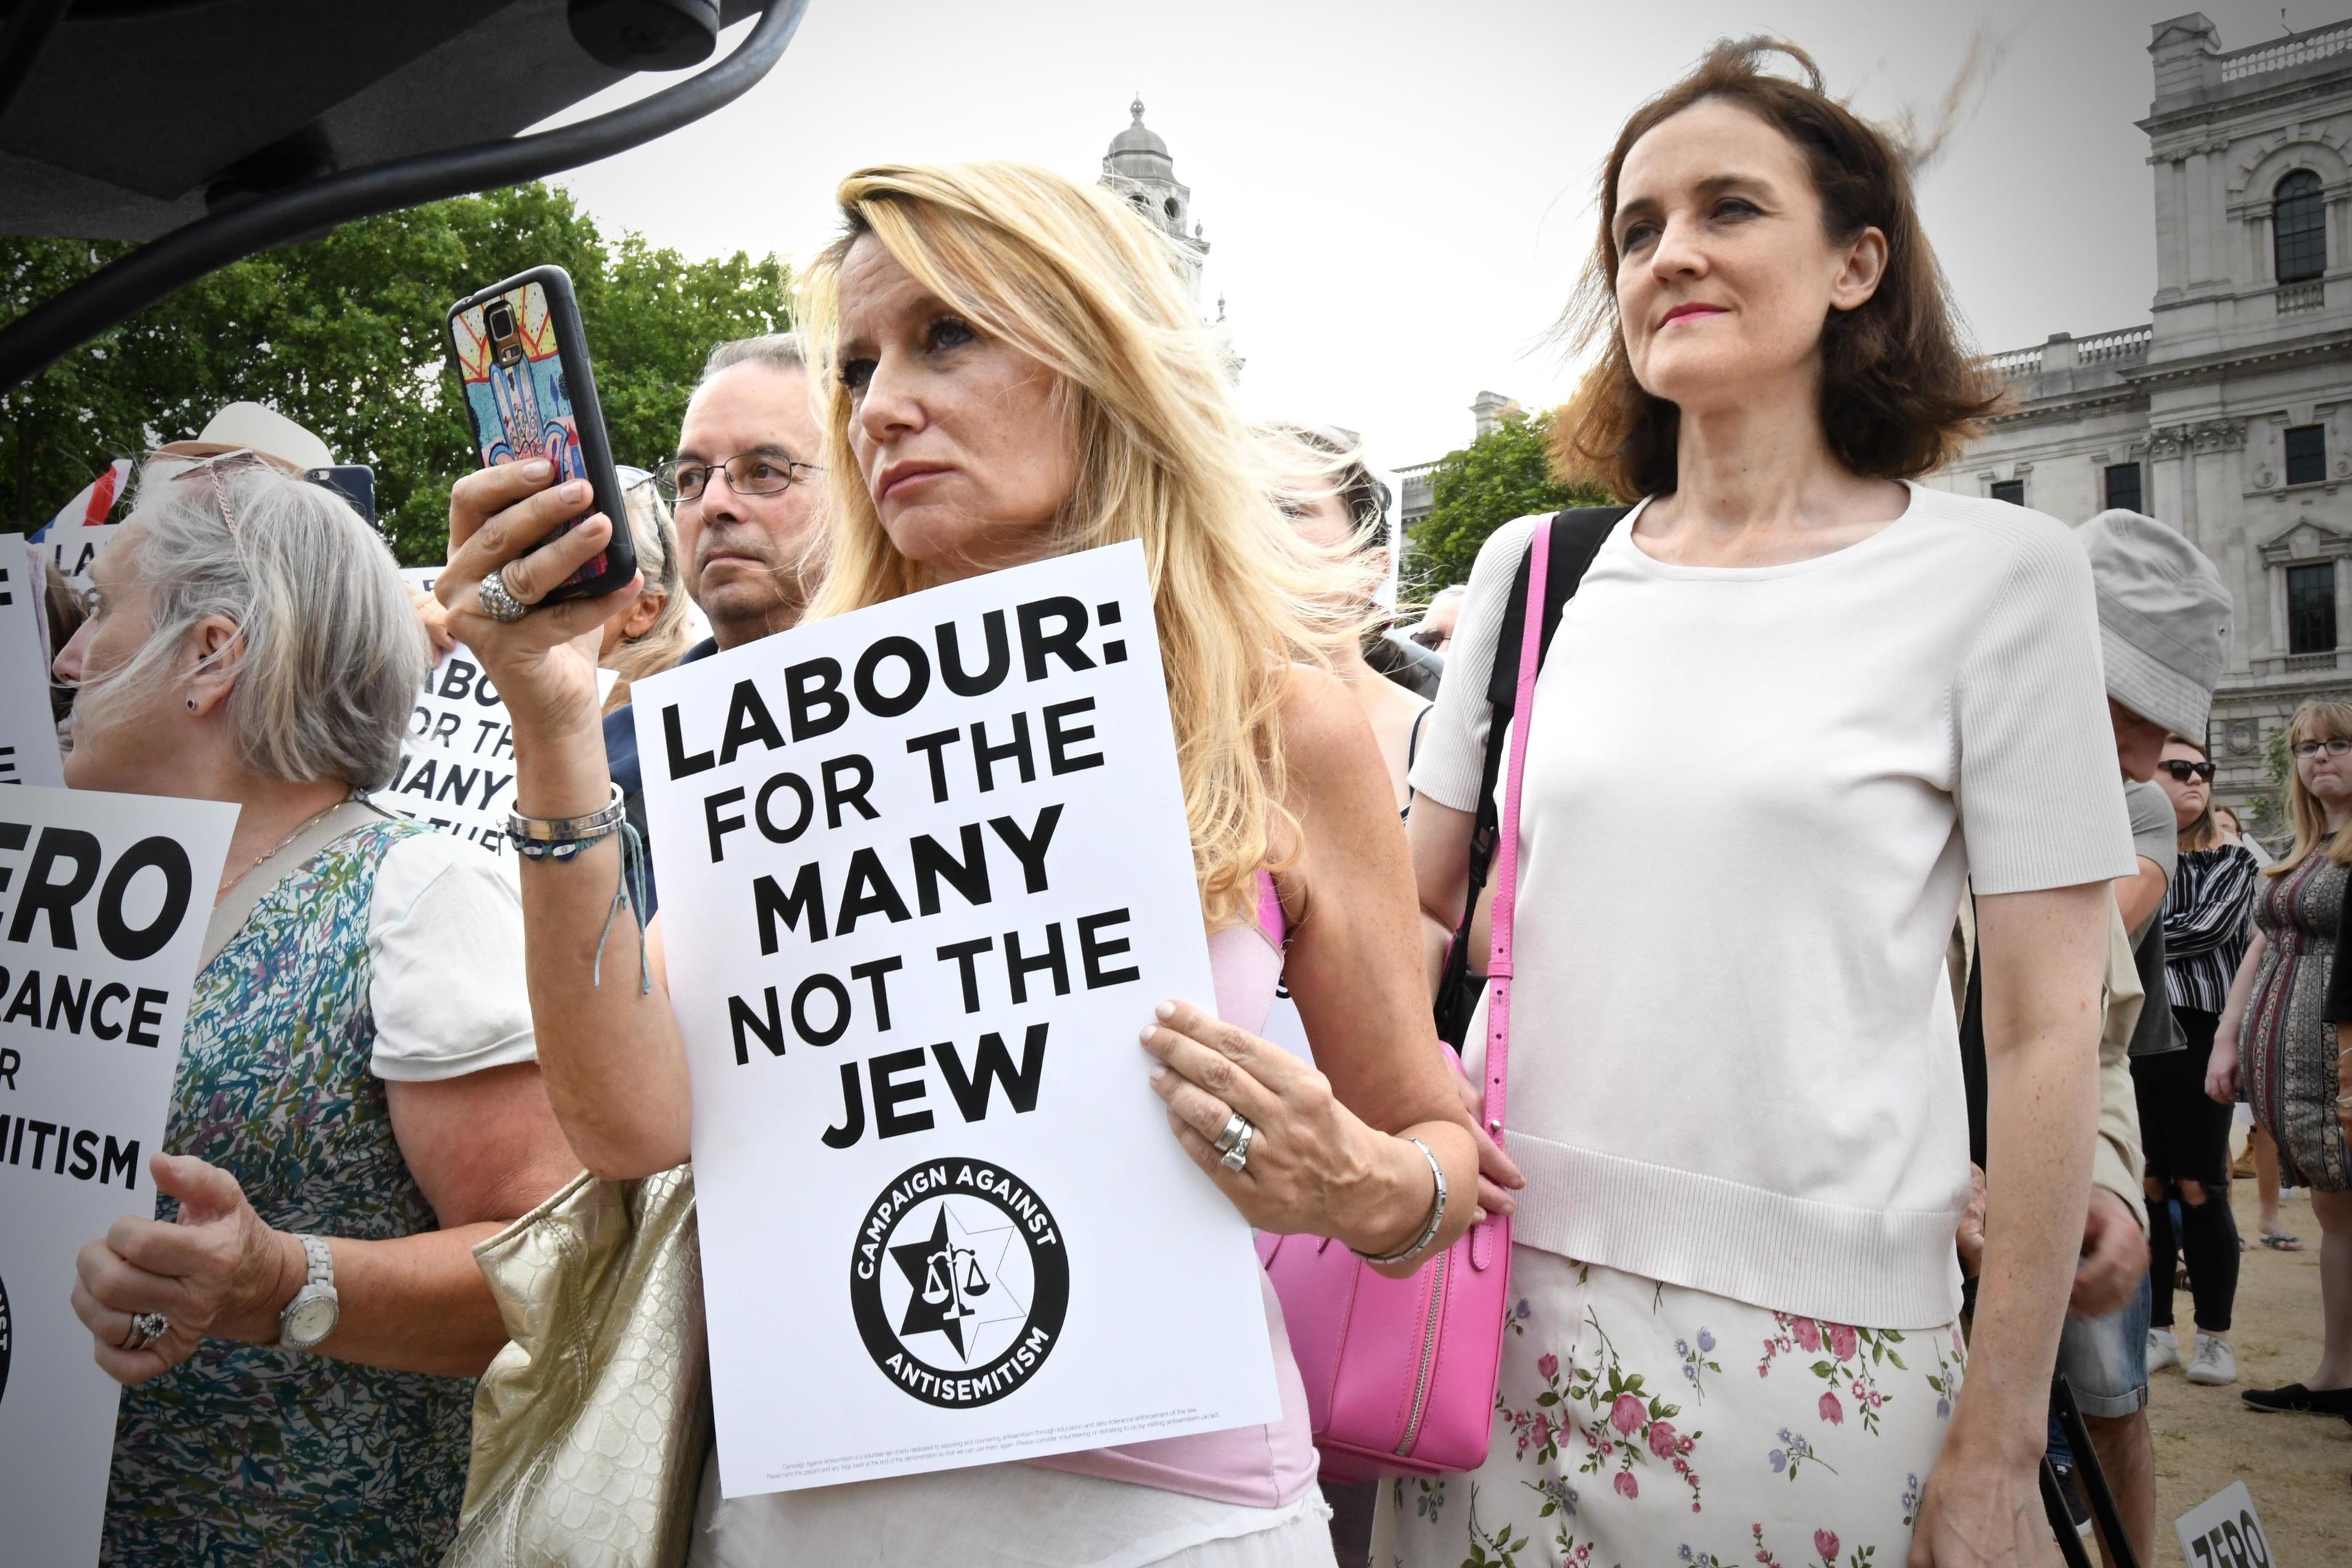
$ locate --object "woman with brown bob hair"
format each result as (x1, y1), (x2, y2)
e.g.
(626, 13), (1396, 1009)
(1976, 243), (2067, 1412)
(1397, 38), (2128, 1566)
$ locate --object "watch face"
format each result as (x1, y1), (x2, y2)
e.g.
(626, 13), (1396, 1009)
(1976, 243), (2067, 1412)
(287, 1294), (337, 1344)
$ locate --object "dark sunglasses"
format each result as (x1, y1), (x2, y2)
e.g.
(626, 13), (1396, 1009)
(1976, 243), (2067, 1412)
(2160, 759), (2216, 782)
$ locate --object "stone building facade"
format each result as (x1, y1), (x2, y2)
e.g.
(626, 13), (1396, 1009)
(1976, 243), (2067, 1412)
(1922, 11), (2352, 826)
(1397, 391), (1524, 533)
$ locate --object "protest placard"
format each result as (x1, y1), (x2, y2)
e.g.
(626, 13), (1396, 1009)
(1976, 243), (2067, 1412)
(636, 541), (1279, 1495)
(384, 648), (528, 855)
(0, 786), (237, 1564)
(42, 525), (122, 592)
(2175, 1481), (2277, 1568)
(0, 536), (65, 788)
(384, 569), (611, 855)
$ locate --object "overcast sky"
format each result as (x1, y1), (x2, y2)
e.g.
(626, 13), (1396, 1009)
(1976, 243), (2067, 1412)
(547, 0), (2327, 470)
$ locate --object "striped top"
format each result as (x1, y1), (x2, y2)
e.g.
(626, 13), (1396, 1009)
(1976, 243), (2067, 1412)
(2163, 843), (2261, 1013)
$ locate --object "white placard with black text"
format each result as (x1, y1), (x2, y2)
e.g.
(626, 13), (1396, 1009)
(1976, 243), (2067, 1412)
(43, 525), (122, 592)
(0, 787), (238, 1564)
(636, 541), (1278, 1495)
(0, 536), (64, 788)
(387, 569), (611, 855)
(2175, 1481), (2277, 1568)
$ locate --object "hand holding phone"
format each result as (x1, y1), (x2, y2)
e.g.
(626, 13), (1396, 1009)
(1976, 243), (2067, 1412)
(445, 265), (637, 605)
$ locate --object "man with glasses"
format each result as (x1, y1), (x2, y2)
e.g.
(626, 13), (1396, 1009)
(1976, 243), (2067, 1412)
(658, 333), (828, 650)
(604, 333), (828, 911)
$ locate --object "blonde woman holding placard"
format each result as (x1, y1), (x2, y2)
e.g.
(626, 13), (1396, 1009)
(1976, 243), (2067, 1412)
(439, 161), (1491, 1567)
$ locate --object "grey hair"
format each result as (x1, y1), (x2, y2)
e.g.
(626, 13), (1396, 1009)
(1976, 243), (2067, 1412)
(699, 332), (804, 386)
(604, 481), (695, 709)
(80, 460), (428, 790)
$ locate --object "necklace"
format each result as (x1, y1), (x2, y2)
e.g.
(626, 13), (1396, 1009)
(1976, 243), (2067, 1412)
(216, 796), (351, 899)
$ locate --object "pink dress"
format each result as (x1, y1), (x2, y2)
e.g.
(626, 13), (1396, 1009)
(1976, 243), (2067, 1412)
(689, 880), (1331, 1568)
(1026, 878), (1320, 1508)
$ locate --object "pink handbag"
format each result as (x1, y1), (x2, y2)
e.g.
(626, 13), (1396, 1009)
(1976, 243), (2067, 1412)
(1254, 519), (1556, 1480)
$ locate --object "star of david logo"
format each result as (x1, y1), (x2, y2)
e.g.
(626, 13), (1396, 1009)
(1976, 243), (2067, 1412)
(888, 1201), (1027, 1362)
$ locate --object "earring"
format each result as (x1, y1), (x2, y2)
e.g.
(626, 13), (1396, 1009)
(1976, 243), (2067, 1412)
(186, 698), (196, 711)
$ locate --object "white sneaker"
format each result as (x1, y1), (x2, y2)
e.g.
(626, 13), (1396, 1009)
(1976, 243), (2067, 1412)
(2148, 1328), (2181, 1372)
(2186, 1334), (2237, 1387)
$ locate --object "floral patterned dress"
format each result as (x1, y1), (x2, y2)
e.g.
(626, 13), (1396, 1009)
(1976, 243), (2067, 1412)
(102, 820), (477, 1566)
(2243, 854), (2351, 1191)
(1371, 1251), (1962, 1568)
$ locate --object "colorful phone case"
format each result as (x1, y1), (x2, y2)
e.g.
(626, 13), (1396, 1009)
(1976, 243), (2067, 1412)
(446, 269), (632, 599)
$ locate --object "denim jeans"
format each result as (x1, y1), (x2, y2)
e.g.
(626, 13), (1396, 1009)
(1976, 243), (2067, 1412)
(2054, 1273), (2153, 1423)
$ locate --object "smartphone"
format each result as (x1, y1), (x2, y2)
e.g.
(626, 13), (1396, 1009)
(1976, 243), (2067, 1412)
(445, 265), (635, 603)
(306, 464), (376, 527)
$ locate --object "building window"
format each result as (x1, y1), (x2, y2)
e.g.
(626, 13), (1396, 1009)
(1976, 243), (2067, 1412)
(1990, 479), (2025, 506)
(2285, 425), (2327, 486)
(2104, 463), (2142, 513)
(2289, 563), (2337, 654)
(2275, 170), (2325, 284)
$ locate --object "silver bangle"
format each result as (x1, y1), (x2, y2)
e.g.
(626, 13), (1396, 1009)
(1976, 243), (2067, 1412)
(508, 783), (626, 845)
(1352, 1136), (1448, 1268)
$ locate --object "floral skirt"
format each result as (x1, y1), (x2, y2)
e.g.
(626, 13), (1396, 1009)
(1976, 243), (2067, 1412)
(1370, 1249), (1964, 1568)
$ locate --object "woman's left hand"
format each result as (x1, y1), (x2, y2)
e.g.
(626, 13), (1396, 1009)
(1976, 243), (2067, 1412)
(1143, 999), (1426, 1251)
(1908, 1441), (2059, 1567)
(70, 1153), (296, 1385)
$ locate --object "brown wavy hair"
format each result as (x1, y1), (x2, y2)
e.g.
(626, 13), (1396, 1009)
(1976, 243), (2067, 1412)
(1551, 37), (2003, 499)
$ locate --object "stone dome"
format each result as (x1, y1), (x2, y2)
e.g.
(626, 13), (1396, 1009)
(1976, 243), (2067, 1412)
(1104, 97), (1173, 178)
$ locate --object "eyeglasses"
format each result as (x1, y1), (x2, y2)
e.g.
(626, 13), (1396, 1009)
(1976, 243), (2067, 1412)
(2292, 738), (2352, 759)
(656, 452), (824, 503)
(615, 464), (661, 495)
(168, 447), (274, 534)
(2160, 759), (2216, 782)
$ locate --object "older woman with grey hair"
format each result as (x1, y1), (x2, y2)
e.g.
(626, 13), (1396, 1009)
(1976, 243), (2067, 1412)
(54, 453), (581, 1565)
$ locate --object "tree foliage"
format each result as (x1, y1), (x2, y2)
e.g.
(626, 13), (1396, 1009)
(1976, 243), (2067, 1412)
(1, 184), (791, 563)
(1400, 411), (1614, 600)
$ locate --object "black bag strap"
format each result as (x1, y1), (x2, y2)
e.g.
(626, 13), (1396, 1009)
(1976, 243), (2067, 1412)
(1434, 505), (1628, 1046)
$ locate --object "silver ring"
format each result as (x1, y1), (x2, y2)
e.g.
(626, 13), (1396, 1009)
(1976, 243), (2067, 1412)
(1212, 1111), (1248, 1154)
(1218, 1120), (1254, 1173)
(476, 568), (531, 623)
(124, 1311), (169, 1352)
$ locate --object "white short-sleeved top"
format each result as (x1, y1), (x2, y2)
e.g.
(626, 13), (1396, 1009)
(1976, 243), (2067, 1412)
(1413, 483), (2136, 1329)
(366, 832), (536, 1082)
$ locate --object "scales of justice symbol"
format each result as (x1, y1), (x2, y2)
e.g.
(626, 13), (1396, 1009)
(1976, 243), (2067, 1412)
(886, 1200), (1031, 1364)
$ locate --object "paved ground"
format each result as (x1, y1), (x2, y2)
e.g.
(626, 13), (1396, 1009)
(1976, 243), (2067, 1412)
(2142, 1180), (2345, 1564)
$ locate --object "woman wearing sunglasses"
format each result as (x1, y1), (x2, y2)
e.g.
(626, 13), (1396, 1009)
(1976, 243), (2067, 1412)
(2209, 700), (2352, 1416)
(2141, 737), (2257, 1386)
(54, 452), (581, 1564)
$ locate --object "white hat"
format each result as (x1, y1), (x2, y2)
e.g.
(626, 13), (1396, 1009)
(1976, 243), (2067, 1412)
(153, 401), (335, 475)
(2077, 510), (2230, 740)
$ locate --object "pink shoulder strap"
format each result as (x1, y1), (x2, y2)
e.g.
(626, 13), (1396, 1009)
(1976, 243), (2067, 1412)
(1473, 522), (1549, 1267)
(1255, 868), (1286, 949)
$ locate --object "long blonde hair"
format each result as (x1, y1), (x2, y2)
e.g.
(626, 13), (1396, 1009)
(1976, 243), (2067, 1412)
(795, 162), (1370, 927)
(2269, 697), (2352, 875)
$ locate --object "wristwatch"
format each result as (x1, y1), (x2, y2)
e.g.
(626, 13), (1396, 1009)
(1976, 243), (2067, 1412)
(277, 1233), (340, 1351)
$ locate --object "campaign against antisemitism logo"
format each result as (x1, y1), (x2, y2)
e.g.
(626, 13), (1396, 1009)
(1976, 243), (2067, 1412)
(851, 1159), (1069, 1409)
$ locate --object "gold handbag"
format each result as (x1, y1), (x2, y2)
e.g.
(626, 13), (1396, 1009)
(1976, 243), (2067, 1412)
(443, 1167), (711, 1568)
